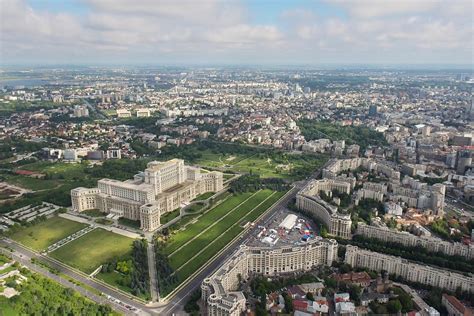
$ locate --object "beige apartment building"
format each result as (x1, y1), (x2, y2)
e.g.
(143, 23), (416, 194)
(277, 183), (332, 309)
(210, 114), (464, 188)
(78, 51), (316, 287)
(356, 222), (474, 259)
(345, 245), (474, 292)
(201, 238), (338, 316)
(296, 179), (352, 239)
(71, 159), (223, 231)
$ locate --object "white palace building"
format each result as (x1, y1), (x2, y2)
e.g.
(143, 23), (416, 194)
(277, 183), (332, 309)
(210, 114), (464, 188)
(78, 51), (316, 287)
(71, 159), (223, 231)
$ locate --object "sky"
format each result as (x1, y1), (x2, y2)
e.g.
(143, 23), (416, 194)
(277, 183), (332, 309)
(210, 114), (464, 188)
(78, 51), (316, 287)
(0, 0), (472, 66)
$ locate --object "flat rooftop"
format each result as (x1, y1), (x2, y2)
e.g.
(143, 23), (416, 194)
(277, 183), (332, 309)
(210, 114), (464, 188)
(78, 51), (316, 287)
(246, 209), (320, 248)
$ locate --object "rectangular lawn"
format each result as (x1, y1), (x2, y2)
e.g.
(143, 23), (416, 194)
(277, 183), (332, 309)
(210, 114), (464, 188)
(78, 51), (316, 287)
(49, 228), (134, 274)
(164, 192), (254, 254)
(174, 190), (287, 281)
(9, 216), (88, 251)
(168, 190), (274, 267)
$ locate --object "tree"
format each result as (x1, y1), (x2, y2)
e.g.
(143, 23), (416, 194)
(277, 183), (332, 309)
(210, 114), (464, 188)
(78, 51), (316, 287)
(306, 292), (314, 301)
(387, 299), (402, 313)
(324, 277), (337, 289)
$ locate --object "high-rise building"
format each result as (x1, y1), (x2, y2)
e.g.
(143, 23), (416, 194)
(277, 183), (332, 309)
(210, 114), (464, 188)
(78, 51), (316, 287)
(368, 104), (378, 116)
(456, 150), (472, 175)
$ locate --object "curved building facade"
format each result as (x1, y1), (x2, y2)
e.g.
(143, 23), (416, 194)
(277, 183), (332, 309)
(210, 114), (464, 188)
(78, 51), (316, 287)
(296, 179), (352, 239)
(201, 238), (338, 316)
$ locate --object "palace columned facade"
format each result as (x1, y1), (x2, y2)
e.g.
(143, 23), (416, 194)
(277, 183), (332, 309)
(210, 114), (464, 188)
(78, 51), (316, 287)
(71, 159), (223, 231)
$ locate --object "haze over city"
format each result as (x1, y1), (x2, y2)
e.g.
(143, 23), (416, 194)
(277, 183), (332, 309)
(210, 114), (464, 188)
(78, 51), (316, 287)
(1, 0), (473, 65)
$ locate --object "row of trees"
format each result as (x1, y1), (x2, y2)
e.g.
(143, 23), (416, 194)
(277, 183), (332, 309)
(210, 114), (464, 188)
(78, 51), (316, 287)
(101, 239), (150, 298)
(229, 174), (290, 193)
(0, 137), (47, 160)
(4, 268), (117, 315)
(389, 274), (474, 310)
(130, 239), (150, 297)
(184, 289), (201, 316)
(348, 234), (474, 273)
(298, 119), (388, 151)
(250, 273), (320, 298)
(86, 159), (150, 181)
(154, 239), (179, 296)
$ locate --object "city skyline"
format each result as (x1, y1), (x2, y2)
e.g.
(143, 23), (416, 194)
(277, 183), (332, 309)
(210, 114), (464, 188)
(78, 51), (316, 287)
(1, 0), (472, 66)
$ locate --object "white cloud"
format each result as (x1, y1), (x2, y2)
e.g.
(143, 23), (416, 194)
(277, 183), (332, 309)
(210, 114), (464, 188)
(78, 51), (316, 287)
(0, 0), (471, 64)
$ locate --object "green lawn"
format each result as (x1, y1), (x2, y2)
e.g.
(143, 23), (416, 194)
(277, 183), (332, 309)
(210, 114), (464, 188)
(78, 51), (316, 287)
(82, 209), (103, 217)
(172, 190), (286, 281)
(0, 297), (18, 316)
(9, 216), (88, 251)
(194, 150), (327, 179)
(192, 192), (215, 201)
(95, 271), (150, 300)
(3, 175), (61, 191)
(49, 228), (134, 274)
(0, 254), (11, 265)
(4, 162), (89, 191)
(118, 218), (141, 229)
(168, 190), (274, 266)
(160, 209), (180, 224)
(19, 161), (88, 177)
(95, 218), (113, 225)
(163, 192), (255, 254)
(0, 265), (17, 275)
(195, 152), (287, 177)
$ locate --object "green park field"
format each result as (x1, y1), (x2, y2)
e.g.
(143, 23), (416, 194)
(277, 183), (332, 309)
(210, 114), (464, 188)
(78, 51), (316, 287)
(49, 228), (134, 274)
(9, 216), (88, 251)
(195, 152), (286, 178)
(194, 150), (327, 179)
(162, 189), (286, 282)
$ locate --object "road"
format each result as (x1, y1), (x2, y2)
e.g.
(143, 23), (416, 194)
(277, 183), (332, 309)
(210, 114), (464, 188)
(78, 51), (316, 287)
(1, 160), (330, 316)
(0, 238), (155, 316)
(156, 187), (298, 316)
(156, 160), (330, 315)
(83, 98), (107, 120)
(0, 243), (134, 315)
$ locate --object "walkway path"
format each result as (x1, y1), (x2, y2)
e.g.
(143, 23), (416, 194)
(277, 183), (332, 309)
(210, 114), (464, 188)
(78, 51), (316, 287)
(59, 213), (141, 239)
(46, 226), (95, 253)
(155, 186), (231, 232)
(146, 237), (159, 303)
(174, 191), (278, 273)
(168, 190), (261, 257)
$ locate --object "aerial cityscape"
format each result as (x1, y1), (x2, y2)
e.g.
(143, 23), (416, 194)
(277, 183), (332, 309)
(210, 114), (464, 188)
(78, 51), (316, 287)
(0, 0), (473, 316)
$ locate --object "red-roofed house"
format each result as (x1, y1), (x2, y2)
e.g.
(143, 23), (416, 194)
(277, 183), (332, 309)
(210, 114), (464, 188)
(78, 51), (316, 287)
(442, 294), (473, 316)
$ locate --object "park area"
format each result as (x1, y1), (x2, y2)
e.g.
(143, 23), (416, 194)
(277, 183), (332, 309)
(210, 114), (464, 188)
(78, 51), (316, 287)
(49, 228), (134, 274)
(160, 189), (287, 285)
(194, 150), (327, 179)
(8, 216), (88, 251)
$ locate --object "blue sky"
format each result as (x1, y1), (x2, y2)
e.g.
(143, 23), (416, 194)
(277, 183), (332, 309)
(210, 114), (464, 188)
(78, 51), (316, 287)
(1, 0), (472, 65)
